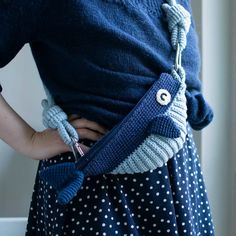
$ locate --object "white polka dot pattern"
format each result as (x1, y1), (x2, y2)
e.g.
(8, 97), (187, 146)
(25, 125), (215, 235)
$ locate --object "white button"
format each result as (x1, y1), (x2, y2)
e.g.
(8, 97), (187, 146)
(156, 89), (171, 105)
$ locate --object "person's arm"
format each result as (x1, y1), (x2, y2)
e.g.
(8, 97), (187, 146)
(0, 93), (71, 159)
(0, 1), (69, 160)
(0, 94), (109, 160)
(0, 1), (109, 160)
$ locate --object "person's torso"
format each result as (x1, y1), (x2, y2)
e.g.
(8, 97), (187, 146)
(30, 0), (201, 129)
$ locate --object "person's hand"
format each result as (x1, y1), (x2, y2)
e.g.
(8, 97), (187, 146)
(68, 116), (109, 142)
(27, 116), (109, 161)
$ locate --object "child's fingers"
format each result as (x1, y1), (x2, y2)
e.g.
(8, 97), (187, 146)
(76, 128), (104, 141)
(70, 117), (109, 134)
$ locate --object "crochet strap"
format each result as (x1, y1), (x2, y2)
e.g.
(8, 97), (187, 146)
(41, 83), (84, 160)
(162, 0), (191, 51)
(41, 83), (79, 146)
(162, 0), (191, 71)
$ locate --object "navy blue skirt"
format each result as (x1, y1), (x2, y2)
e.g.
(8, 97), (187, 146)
(25, 123), (215, 235)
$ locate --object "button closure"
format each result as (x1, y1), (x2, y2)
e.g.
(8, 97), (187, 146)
(156, 89), (171, 105)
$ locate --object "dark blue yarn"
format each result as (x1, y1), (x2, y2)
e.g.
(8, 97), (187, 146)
(147, 115), (181, 138)
(39, 162), (77, 189)
(39, 72), (182, 204)
(39, 162), (85, 204)
(0, 0), (213, 130)
(57, 171), (84, 205)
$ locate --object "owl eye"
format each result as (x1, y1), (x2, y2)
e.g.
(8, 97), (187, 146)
(156, 89), (171, 105)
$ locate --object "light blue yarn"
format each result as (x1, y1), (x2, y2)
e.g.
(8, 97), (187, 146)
(162, 0), (191, 51)
(41, 83), (79, 146)
(110, 70), (188, 174)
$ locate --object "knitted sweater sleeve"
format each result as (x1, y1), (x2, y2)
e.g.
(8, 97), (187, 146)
(185, 14), (214, 131)
(0, 0), (44, 93)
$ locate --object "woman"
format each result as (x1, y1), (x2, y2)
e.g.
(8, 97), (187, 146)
(0, 0), (215, 235)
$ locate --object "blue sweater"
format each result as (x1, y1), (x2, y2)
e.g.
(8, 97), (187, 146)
(0, 0), (213, 131)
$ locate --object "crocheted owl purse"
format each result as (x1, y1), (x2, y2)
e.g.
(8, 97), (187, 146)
(39, 0), (191, 205)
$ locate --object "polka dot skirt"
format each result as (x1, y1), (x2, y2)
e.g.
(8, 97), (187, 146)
(25, 123), (215, 235)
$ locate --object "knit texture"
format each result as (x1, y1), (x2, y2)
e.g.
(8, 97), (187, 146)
(0, 0), (214, 205)
(39, 72), (187, 203)
(162, 1), (191, 50)
(38, 0), (198, 204)
(41, 83), (79, 147)
(0, 0), (213, 131)
(39, 162), (84, 205)
(110, 70), (187, 174)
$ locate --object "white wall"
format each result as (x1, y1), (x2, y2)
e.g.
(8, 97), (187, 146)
(0, 218), (27, 236)
(192, 1), (232, 234)
(229, 0), (236, 235)
(201, 0), (231, 235)
(0, 45), (44, 217)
